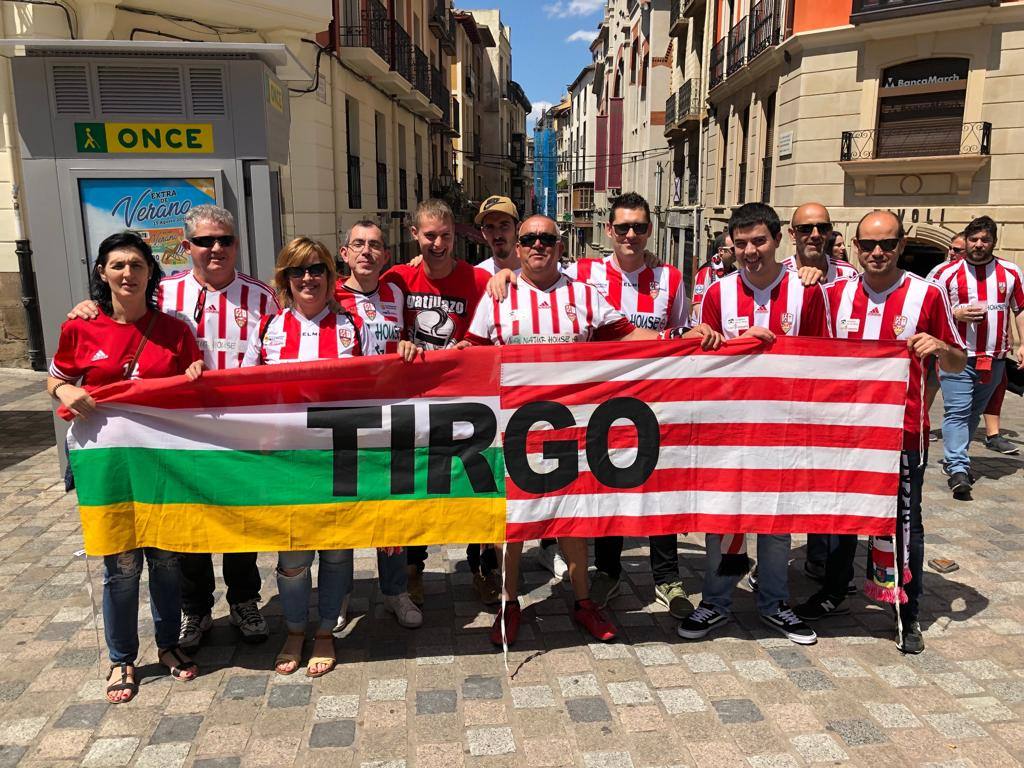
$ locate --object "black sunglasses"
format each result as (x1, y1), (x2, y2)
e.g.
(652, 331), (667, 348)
(190, 234), (236, 248)
(857, 238), (900, 253)
(519, 233), (560, 248)
(793, 222), (833, 236)
(284, 263), (329, 280)
(612, 222), (650, 236)
(949, 246), (966, 254)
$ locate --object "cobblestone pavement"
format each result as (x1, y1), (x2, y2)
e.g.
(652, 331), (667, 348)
(1, 368), (1023, 767)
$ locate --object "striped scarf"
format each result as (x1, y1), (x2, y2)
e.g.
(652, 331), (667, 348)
(864, 451), (913, 604)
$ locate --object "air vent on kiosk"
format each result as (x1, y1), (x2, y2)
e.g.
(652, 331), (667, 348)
(51, 64), (92, 115)
(188, 67), (227, 117)
(97, 65), (184, 115)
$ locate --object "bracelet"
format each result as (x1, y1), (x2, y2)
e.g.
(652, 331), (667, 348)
(50, 381), (71, 398)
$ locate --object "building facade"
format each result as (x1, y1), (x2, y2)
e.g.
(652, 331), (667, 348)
(568, 64), (598, 259)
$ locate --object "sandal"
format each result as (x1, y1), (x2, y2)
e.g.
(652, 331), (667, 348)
(158, 646), (198, 682)
(106, 663), (138, 704)
(306, 633), (336, 678)
(275, 630), (305, 676)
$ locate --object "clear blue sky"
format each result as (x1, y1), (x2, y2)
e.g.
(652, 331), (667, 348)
(460, 1), (602, 128)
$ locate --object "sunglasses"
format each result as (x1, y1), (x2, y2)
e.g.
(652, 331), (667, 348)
(857, 238), (900, 253)
(793, 222), (833, 235)
(611, 222), (650, 236)
(518, 233), (560, 248)
(190, 234), (236, 248)
(284, 263), (329, 280)
(949, 246), (966, 254)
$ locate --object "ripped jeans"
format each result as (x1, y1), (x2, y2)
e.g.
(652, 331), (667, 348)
(277, 550), (354, 633)
(102, 548), (182, 664)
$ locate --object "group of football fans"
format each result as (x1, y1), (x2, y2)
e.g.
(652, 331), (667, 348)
(47, 192), (1023, 704)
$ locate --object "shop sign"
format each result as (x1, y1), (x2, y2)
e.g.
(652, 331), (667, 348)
(75, 122), (214, 154)
(881, 58), (968, 90)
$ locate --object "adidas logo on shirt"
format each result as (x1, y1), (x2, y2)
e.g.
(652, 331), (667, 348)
(90, 350), (108, 361)
(538, 300), (551, 309)
(756, 304), (769, 312)
(868, 307), (881, 316)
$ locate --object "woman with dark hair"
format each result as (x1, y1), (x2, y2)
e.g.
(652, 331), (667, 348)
(824, 230), (851, 264)
(47, 230), (205, 704)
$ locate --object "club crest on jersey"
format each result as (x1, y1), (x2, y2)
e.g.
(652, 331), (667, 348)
(893, 315), (908, 336)
(338, 328), (354, 347)
(233, 308), (248, 328)
(694, 284), (705, 295)
(998, 281), (1007, 293)
(780, 312), (794, 334)
(564, 304), (577, 320)
(648, 281), (660, 299)
(364, 303), (377, 320)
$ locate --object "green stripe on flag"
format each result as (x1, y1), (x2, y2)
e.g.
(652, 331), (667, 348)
(71, 447), (505, 507)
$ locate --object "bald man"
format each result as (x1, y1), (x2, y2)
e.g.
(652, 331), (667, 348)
(786, 203), (858, 286)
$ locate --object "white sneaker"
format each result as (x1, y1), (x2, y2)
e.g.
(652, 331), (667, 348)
(537, 544), (569, 580)
(331, 594), (352, 638)
(384, 592), (423, 628)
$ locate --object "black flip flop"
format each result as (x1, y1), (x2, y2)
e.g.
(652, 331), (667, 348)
(159, 646), (199, 681)
(106, 663), (138, 703)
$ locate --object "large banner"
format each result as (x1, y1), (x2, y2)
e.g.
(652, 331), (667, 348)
(68, 337), (912, 556)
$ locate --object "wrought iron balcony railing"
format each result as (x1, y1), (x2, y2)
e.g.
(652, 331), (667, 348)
(709, 37), (726, 89)
(669, 0), (686, 36)
(338, 0), (390, 65)
(665, 91), (678, 129)
(840, 121), (991, 160)
(727, 17), (747, 76)
(851, 0), (996, 24)
(431, 67), (450, 124)
(392, 23), (413, 84)
(413, 45), (430, 97)
(748, 0), (782, 61)
(678, 78), (700, 119)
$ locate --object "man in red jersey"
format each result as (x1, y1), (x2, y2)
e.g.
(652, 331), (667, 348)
(795, 210), (965, 655)
(690, 231), (736, 324)
(382, 199), (492, 605)
(563, 192), (691, 618)
(678, 202), (830, 647)
(786, 203), (859, 286)
(66, 204), (276, 650)
(461, 214), (715, 646)
(931, 216), (1024, 497)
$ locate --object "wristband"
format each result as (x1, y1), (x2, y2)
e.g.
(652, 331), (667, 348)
(50, 380), (71, 398)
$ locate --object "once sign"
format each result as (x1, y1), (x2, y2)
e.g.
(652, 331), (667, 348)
(75, 122), (215, 154)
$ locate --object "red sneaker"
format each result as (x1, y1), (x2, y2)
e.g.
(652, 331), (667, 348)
(574, 599), (617, 642)
(490, 601), (521, 646)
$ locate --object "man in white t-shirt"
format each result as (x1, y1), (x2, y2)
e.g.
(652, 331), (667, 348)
(475, 196), (521, 276)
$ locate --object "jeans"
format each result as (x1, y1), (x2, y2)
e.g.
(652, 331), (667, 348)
(277, 550), (354, 632)
(377, 549), (408, 597)
(940, 357), (1006, 475)
(406, 546), (428, 573)
(806, 533), (836, 565)
(103, 548), (182, 664)
(180, 552), (261, 615)
(703, 534), (790, 615)
(821, 536), (859, 601)
(650, 534), (679, 585)
(594, 536), (623, 578)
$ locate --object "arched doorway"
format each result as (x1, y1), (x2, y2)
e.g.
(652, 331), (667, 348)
(899, 241), (945, 278)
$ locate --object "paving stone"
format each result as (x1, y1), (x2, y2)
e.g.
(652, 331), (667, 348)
(588, 643), (631, 660)
(54, 701), (109, 728)
(786, 669), (836, 692)
(416, 689), (457, 714)
(606, 680), (653, 705)
(463, 675), (503, 700)
(223, 675), (269, 700)
(681, 652), (729, 673)
(558, 674), (601, 698)
(315, 694), (360, 721)
(0, 681), (27, 702)
(415, 743), (465, 768)
(765, 648), (811, 669)
(368, 679), (409, 701)
(149, 714), (203, 744)
(309, 720), (356, 748)
(81, 736), (139, 767)
(565, 697), (612, 723)
(712, 698), (764, 724)
(582, 751), (634, 768)
(733, 660), (784, 682)
(466, 726), (516, 755)
(746, 755), (800, 768)
(267, 684), (312, 709)
(511, 685), (557, 709)
(863, 702), (921, 728)
(923, 713), (988, 739)
(633, 645), (676, 666)
(0, 715), (47, 745)
(194, 760), (242, 768)
(135, 742), (192, 768)
(656, 687), (707, 714)
(0, 746), (26, 768)
(818, 657), (869, 678)
(826, 718), (887, 746)
(790, 734), (849, 763)
(523, 738), (574, 767)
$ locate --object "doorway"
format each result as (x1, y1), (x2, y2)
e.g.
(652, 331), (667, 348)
(899, 241), (946, 278)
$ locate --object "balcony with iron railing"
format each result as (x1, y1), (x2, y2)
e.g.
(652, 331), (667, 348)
(851, 0), (995, 24)
(511, 132), (526, 166)
(429, 0), (457, 54)
(507, 80), (531, 112)
(839, 120), (992, 195)
(748, 0), (782, 61)
(430, 66), (450, 126)
(727, 17), (747, 77)
(392, 22), (413, 85)
(669, 0), (687, 36)
(450, 95), (461, 135)
(709, 37), (726, 89)
(664, 91), (678, 135)
(338, 0), (415, 96)
(413, 46), (430, 97)
(664, 79), (702, 138)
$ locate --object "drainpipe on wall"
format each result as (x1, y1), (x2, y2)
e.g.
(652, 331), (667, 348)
(12, 186), (45, 371)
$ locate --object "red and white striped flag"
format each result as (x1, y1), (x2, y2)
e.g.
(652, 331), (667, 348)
(501, 336), (911, 543)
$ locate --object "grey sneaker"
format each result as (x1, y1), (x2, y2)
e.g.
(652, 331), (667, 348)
(331, 594), (352, 638)
(654, 581), (694, 619)
(899, 620), (925, 654)
(589, 570), (621, 607)
(384, 592), (423, 628)
(984, 434), (1019, 455)
(179, 612), (212, 649)
(229, 600), (268, 643)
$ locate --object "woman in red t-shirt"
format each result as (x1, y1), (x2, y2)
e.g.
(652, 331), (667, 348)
(47, 231), (204, 704)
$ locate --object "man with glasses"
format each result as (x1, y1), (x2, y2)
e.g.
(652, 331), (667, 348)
(795, 210), (965, 654)
(70, 204), (278, 649)
(786, 203), (858, 286)
(462, 214), (703, 645)
(924, 234), (967, 419)
(564, 192), (691, 617)
(930, 216), (1024, 498)
(691, 232), (736, 324)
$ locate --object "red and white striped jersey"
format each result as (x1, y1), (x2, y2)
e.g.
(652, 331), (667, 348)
(929, 256), (1024, 358)
(926, 256), (959, 282)
(828, 272), (965, 449)
(241, 307), (361, 366)
(782, 255), (858, 286)
(565, 255), (688, 332)
(465, 274), (634, 346)
(690, 260), (735, 324)
(158, 270), (279, 371)
(699, 269), (832, 340)
(335, 281), (404, 356)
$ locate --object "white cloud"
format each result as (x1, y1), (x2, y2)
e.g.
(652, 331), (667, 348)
(566, 29), (598, 43)
(527, 101), (555, 131)
(544, 0), (604, 18)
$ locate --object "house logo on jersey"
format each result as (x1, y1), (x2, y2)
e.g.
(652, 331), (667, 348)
(233, 308), (248, 329)
(411, 308), (456, 350)
(893, 315), (908, 336)
(564, 304), (577, 321)
(338, 328), (354, 348)
(780, 313), (794, 334)
(648, 281), (660, 299)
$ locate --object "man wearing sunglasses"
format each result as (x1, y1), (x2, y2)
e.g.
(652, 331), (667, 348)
(794, 210), (966, 654)
(930, 216), (1024, 497)
(66, 204), (277, 651)
(924, 234), (967, 418)
(691, 232), (736, 324)
(785, 203), (859, 286)
(462, 214), (710, 646)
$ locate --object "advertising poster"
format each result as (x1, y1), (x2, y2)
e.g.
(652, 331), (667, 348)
(79, 177), (217, 276)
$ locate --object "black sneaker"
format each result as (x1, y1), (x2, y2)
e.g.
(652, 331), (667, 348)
(746, 565), (759, 592)
(948, 471), (972, 495)
(939, 459), (951, 477)
(794, 593), (850, 621)
(899, 620), (925, 654)
(984, 434), (1020, 455)
(677, 601), (730, 640)
(761, 603), (817, 645)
